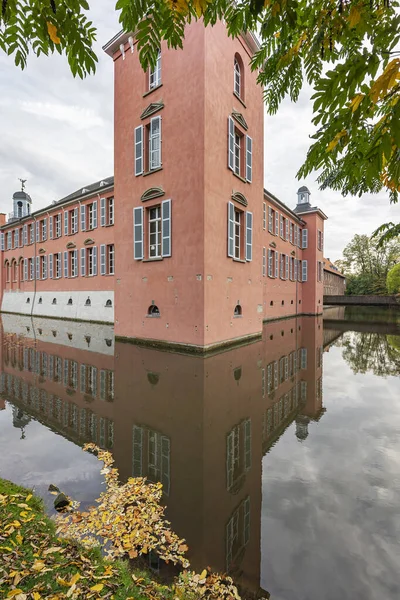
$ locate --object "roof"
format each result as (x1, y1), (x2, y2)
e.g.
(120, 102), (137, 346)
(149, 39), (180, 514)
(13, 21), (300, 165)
(1, 176), (114, 230)
(294, 204), (328, 220)
(57, 176), (114, 205)
(297, 186), (310, 194)
(13, 191), (32, 203)
(264, 188), (305, 224)
(323, 258), (346, 279)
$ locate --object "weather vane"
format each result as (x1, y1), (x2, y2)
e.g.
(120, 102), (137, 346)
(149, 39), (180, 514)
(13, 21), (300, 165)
(18, 178), (27, 192)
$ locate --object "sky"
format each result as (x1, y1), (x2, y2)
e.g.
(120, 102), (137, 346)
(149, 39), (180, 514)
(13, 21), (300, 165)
(0, 3), (398, 263)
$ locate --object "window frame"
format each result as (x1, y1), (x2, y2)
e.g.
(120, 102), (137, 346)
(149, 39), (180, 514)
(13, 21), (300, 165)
(149, 49), (161, 90)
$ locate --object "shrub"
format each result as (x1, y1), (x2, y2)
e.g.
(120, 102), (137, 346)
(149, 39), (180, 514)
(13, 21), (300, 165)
(387, 263), (400, 294)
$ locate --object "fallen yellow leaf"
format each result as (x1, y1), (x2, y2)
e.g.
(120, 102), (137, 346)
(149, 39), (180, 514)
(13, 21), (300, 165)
(32, 560), (45, 571)
(90, 584), (104, 592)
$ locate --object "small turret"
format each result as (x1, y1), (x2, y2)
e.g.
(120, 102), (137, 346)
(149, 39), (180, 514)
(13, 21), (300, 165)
(297, 185), (311, 206)
(9, 179), (32, 222)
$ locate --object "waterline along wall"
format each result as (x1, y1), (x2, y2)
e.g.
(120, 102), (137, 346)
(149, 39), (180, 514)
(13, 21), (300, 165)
(1, 21), (329, 348)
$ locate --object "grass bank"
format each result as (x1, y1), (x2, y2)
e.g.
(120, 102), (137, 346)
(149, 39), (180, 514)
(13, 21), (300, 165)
(0, 478), (188, 600)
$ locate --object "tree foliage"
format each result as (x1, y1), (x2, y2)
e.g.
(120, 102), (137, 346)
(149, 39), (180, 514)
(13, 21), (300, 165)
(387, 262), (400, 294)
(1, 1), (399, 203)
(337, 232), (400, 294)
(341, 331), (400, 377)
(0, 0), (97, 78)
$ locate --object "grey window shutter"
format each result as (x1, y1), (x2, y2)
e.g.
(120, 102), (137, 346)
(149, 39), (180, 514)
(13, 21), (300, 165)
(245, 211), (253, 261)
(36, 221), (39, 242)
(275, 212), (279, 235)
(64, 211), (69, 235)
(133, 207), (144, 260)
(49, 216), (53, 239)
(93, 246), (97, 275)
(0, 232), (4, 251)
(43, 218), (47, 240)
(74, 208), (78, 233)
(30, 225), (34, 244)
(285, 219), (289, 240)
(149, 116), (162, 169)
(302, 260), (308, 282)
(262, 247), (266, 276)
(49, 254), (53, 279)
(64, 251), (68, 278)
(80, 204), (86, 231)
(228, 116), (235, 170)
(227, 201), (234, 258)
(81, 248), (86, 276)
(15, 229), (19, 247)
(275, 251), (279, 278)
(23, 225), (28, 245)
(134, 125), (144, 176)
(24, 258), (28, 281)
(285, 255), (289, 279)
(93, 200), (98, 228)
(246, 135), (252, 182)
(263, 202), (266, 230)
(302, 229), (308, 249)
(162, 199), (171, 257)
(100, 244), (106, 275)
(36, 256), (40, 280)
(100, 197), (106, 226)
(7, 232), (11, 249)
(43, 256), (47, 279)
(74, 250), (78, 276)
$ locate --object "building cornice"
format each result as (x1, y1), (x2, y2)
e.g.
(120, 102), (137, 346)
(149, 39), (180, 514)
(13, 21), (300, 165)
(264, 189), (305, 224)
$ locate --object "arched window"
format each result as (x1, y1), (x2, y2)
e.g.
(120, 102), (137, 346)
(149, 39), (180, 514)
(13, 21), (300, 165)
(67, 298), (73, 305)
(148, 305), (160, 317)
(26, 297), (30, 304)
(234, 54), (244, 99)
(85, 297), (91, 306)
(17, 201), (23, 217)
(38, 297), (42, 304)
(234, 304), (242, 317)
(12, 260), (18, 282)
(105, 299), (112, 307)
(5, 261), (10, 283)
(52, 298), (57, 305)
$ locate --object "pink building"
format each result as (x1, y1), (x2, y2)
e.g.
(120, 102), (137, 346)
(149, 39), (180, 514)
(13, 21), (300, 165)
(0, 21), (327, 351)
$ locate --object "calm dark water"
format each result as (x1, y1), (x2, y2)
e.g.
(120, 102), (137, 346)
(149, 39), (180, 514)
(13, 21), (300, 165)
(0, 307), (399, 600)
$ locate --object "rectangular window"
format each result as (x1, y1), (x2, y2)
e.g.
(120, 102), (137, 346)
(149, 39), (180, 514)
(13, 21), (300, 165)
(80, 204), (86, 231)
(64, 211), (69, 236)
(71, 208), (78, 234)
(149, 116), (162, 171)
(64, 251), (68, 278)
(234, 132), (241, 176)
(7, 232), (11, 250)
(149, 50), (161, 89)
(268, 207), (273, 233)
(35, 256), (40, 280)
(49, 254), (53, 279)
(285, 255), (289, 280)
(36, 221), (39, 242)
(107, 244), (115, 275)
(40, 255), (47, 280)
(298, 227), (302, 248)
(318, 229), (324, 251)
(149, 205), (162, 258)
(289, 256), (293, 281)
(268, 249), (273, 277)
(280, 215), (284, 238)
(275, 251), (279, 278)
(0, 232), (4, 251)
(30, 224), (34, 244)
(317, 260), (322, 282)
(263, 203), (267, 230)
(41, 218), (47, 241)
(285, 219), (289, 241)
(134, 126), (144, 176)
(290, 223), (294, 244)
(86, 246), (97, 276)
(55, 214), (61, 238)
(55, 253), (62, 279)
(15, 229), (19, 248)
(246, 135), (252, 182)
(280, 253), (285, 279)
(29, 257), (34, 280)
(87, 201), (97, 230)
(275, 212), (279, 236)
(70, 250), (78, 277)
(107, 197), (114, 225)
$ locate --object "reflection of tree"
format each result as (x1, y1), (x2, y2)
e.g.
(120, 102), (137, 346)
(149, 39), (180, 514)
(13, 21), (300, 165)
(341, 332), (400, 377)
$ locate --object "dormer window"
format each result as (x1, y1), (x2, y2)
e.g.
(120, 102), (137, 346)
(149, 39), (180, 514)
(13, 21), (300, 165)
(149, 50), (161, 90)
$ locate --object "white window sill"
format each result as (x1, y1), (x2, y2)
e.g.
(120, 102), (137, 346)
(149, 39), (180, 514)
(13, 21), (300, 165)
(233, 258), (246, 264)
(143, 257), (163, 262)
(143, 83), (163, 98)
(143, 166), (163, 177)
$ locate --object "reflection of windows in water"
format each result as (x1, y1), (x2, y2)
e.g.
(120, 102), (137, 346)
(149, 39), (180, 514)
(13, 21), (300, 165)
(80, 365), (98, 398)
(226, 418), (251, 492)
(100, 369), (114, 402)
(99, 417), (106, 447)
(132, 425), (170, 495)
(301, 381), (307, 402)
(64, 359), (78, 390)
(261, 368), (266, 398)
(300, 347), (307, 370)
(79, 408), (86, 437)
(226, 497), (250, 572)
(39, 390), (47, 413)
(54, 357), (62, 383)
(107, 422), (114, 449)
(40, 352), (48, 378)
(89, 413), (97, 441)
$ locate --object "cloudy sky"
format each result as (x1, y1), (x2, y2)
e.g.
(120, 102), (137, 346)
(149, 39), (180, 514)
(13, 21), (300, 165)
(0, 3), (398, 262)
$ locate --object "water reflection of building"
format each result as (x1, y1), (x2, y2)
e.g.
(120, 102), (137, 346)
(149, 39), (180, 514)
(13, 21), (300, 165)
(0, 312), (325, 598)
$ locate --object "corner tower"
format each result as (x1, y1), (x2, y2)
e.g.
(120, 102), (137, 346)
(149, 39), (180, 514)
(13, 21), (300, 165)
(105, 21), (264, 350)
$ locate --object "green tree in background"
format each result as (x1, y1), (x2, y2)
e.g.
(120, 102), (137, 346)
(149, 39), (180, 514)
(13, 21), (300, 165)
(387, 263), (400, 294)
(337, 233), (400, 295)
(341, 331), (400, 377)
(1, 1), (399, 204)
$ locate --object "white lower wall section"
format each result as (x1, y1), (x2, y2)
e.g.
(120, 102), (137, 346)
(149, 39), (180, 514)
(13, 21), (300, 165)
(1, 313), (114, 355)
(1, 290), (114, 323)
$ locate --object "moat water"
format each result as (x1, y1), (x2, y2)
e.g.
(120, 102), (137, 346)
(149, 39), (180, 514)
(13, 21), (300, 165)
(0, 306), (399, 600)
